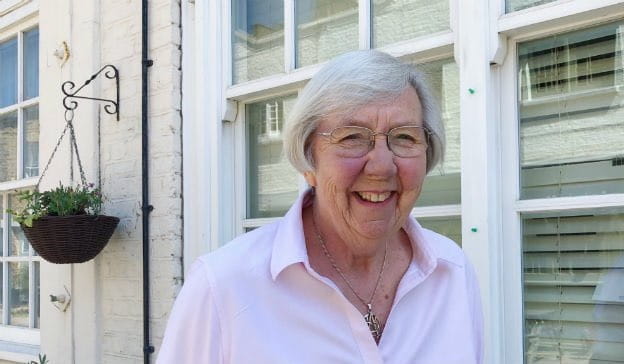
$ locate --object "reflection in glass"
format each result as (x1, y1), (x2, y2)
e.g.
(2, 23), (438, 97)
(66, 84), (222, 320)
(0, 37), (17, 108)
(372, 0), (449, 48)
(9, 194), (29, 256)
(8, 262), (29, 327)
(518, 22), (624, 199)
(401, 58), (460, 207)
(246, 94), (299, 218)
(418, 216), (462, 246)
(0, 195), (3, 256)
(522, 209), (624, 364)
(34, 262), (40, 328)
(23, 28), (39, 100)
(295, 0), (358, 68)
(506, 0), (557, 13)
(0, 112), (18, 182)
(23, 106), (39, 178)
(232, 0), (284, 83)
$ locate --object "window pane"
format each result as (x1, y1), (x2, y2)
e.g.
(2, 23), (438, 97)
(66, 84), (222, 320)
(9, 194), (29, 256)
(23, 28), (39, 100)
(246, 94), (299, 218)
(506, 0), (557, 13)
(401, 58), (460, 206)
(23, 106), (39, 178)
(0, 112), (18, 182)
(295, 0), (358, 68)
(522, 209), (624, 364)
(34, 262), (40, 328)
(0, 37), (17, 108)
(518, 22), (624, 199)
(8, 262), (29, 327)
(0, 195), (3, 256)
(418, 216), (461, 246)
(372, 0), (449, 48)
(232, 0), (284, 83)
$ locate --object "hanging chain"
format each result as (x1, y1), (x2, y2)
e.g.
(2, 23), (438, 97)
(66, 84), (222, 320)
(36, 110), (88, 191)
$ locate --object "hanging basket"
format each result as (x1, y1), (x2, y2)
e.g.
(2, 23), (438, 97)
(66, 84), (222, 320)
(21, 214), (119, 264)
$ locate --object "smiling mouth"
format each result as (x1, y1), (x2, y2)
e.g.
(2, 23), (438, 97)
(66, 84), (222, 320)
(356, 191), (393, 203)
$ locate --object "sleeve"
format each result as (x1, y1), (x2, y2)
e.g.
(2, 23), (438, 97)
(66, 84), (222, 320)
(465, 260), (484, 364)
(156, 259), (225, 364)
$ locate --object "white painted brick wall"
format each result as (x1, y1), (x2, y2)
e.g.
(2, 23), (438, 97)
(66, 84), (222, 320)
(97, 0), (183, 362)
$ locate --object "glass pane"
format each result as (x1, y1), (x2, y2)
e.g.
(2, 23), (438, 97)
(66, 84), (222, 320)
(0, 195), (3, 255)
(418, 216), (461, 246)
(518, 22), (624, 199)
(0, 112), (18, 182)
(507, 0), (557, 13)
(23, 106), (39, 178)
(8, 262), (29, 327)
(401, 58), (460, 206)
(0, 37), (17, 108)
(522, 208), (624, 364)
(0, 263), (3, 319)
(23, 28), (39, 100)
(295, 0), (358, 68)
(246, 94), (299, 218)
(9, 194), (29, 256)
(232, 0), (284, 83)
(34, 262), (40, 328)
(372, 0), (449, 48)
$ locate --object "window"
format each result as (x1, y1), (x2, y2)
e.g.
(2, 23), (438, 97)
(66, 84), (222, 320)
(516, 21), (624, 363)
(372, 0), (450, 48)
(0, 23), (40, 345)
(230, 0), (453, 85)
(506, 0), (558, 13)
(245, 94), (300, 223)
(295, 0), (358, 68)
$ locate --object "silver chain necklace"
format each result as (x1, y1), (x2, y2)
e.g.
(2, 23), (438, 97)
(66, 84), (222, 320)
(312, 217), (388, 343)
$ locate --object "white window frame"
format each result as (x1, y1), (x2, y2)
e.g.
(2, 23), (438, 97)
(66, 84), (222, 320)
(0, 1), (41, 357)
(499, 2), (624, 362)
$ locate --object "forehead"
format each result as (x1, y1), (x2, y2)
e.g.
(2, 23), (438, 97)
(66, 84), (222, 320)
(322, 87), (423, 130)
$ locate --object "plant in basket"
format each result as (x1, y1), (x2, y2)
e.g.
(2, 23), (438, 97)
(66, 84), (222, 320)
(7, 183), (119, 264)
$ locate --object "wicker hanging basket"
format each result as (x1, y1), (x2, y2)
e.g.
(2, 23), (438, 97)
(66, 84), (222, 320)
(21, 215), (119, 264)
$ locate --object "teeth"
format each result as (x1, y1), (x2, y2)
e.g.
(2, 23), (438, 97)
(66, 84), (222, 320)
(357, 191), (391, 202)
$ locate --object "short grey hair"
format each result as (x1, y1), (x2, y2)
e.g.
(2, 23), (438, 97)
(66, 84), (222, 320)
(283, 50), (445, 174)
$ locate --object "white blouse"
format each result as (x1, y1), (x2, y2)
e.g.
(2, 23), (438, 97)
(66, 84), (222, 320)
(157, 192), (483, 364)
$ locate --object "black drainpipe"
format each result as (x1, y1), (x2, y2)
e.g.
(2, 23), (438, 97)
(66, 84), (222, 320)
(142, 0), (155, 362)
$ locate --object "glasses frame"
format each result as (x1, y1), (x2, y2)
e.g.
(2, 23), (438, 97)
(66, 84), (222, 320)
(317, 125), (432, 158)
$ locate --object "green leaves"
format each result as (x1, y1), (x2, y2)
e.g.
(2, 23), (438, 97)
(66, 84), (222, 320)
(7, 183), (104, 227)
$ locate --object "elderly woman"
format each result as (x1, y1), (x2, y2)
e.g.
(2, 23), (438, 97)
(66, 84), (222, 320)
(158, 50), (483, 364)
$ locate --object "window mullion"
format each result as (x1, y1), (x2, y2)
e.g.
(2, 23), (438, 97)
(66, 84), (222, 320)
(2, 198), (8, 326)
(284, 0), (295, 72)
(358, 0), (371, 49)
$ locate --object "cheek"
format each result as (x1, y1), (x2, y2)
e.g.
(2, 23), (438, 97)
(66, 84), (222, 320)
(317, 158), (365, 190)
(398, 160), (427, 194)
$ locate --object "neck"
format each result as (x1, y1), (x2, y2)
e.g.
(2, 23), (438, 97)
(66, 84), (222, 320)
(311, 204), (388, 273)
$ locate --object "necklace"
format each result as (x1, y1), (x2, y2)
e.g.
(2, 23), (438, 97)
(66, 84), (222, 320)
(312, 217), (388, 343)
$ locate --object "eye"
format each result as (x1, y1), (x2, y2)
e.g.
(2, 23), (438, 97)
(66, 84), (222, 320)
(331, 127), (370, 144)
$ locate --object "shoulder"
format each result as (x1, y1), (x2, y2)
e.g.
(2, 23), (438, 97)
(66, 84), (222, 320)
(194, 221), (280, 284)
(419, 227), (466, 268)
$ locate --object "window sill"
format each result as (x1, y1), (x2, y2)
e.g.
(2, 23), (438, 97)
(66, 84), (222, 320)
(0, 340), (39, 363)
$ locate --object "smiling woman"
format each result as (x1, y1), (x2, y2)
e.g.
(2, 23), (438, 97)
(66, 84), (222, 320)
(158, 50), (483, 364)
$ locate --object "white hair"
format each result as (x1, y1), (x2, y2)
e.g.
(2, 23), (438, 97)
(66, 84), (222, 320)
(283, 50), (445, 174)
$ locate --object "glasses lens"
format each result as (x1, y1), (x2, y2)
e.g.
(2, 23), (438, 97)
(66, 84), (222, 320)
(388, 127), (428, 157)
(330, 126), (372, 157)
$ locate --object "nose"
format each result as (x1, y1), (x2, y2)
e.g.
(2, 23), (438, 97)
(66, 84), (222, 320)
(364, 134), (397, 177)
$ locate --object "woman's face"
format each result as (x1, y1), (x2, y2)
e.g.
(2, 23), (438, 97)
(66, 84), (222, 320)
(305, 87), (427, 243)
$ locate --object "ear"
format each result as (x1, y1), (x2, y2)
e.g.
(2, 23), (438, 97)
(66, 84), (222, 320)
(303, 171), (317, 187)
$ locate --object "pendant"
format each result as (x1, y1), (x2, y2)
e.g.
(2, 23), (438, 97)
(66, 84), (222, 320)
(364, 304), (381, 343)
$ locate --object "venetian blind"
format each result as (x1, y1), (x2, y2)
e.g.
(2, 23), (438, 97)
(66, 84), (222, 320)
(518, 21), (624, 364)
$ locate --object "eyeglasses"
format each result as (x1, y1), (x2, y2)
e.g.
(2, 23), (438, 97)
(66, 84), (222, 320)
(317, 125), (430, 158)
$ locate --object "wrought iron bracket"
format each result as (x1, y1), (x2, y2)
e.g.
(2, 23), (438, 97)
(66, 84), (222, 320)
(62, 64), (120, 121)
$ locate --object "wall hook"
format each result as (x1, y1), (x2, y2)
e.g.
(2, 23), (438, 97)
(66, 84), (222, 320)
(61, 64), (120, 121)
